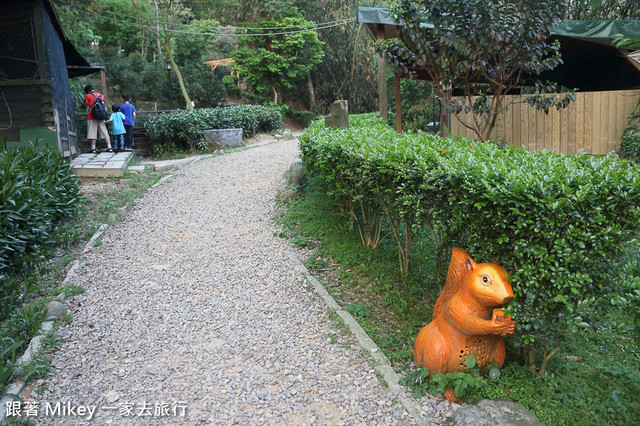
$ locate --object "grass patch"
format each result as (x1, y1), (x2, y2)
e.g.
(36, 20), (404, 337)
(278, 175), (440, 368)
(2, 417), (36, 426)
(49, 283), (85, 299)
(280, 173), (640, 424)
(83, 171), (167, 234)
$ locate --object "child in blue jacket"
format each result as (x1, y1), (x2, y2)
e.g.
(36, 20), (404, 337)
(106, 105), (127, 151)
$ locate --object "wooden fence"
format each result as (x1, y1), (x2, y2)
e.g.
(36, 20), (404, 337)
(449, 90), (640, 155)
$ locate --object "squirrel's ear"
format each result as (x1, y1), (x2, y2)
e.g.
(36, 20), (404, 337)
(465, 257), (477, 271)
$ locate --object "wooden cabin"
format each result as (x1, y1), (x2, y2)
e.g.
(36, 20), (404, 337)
(0, 0), (102, 158)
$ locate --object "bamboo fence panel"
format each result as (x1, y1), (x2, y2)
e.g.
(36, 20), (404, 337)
(449, 90), (640, 155)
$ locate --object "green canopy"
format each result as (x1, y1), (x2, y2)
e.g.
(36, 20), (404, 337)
(357, 7), (640, 91)
(357, 6), (402, 27)
(552, 19), (640, 46)
(357, 7), (640, 41)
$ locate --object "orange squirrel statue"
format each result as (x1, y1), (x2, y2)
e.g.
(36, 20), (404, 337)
(414, 248), (516, 402)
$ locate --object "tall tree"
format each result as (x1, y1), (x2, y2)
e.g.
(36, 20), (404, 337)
(214, 0), (297, 23)
(297, 0), (388, 113)
(173, 19), (219, 65)
(132, 0), (194, 110)
(154, 0), (192, 59)
(185, 0), (240, 23)
(94, 0), (147, 55)
(232, 16), (324, 106)
(381, 0), (574, 142)
(566, 0), (637, 19)
(52, 0), (102, 56)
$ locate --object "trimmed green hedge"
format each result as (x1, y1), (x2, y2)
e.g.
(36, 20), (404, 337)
(0, 143), (80, 286)
(300, 113), (640, 359)
(146, 105), (283, 153)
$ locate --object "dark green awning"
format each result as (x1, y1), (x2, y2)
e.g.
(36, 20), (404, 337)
(357, 6), (402, 27)
(552, 19), (640, 46)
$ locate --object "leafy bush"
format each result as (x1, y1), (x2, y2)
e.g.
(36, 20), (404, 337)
(93, 48), (226, 110)
(299, 113), (640, 372)
(146, 105), (283, 155)
(387, 79), (440, 132)
(222, 75), (240, 97)
(401, 354), (496, 399)
(268, 102), (317, 128)
(0, 143), (80, 281)
(0, 143), (80, 323)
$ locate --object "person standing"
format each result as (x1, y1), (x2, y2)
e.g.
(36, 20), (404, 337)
(120, 93), (137, 151)
(82, 85), (112, 153)
(106, 105), (126, 152)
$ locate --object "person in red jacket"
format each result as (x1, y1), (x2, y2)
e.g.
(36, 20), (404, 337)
(82, 85), (113, 153)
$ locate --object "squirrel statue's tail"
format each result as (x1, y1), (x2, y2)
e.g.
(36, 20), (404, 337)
(432, 248), (472, 319)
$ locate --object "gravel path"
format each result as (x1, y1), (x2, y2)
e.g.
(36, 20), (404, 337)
(30, 138), (451, 424)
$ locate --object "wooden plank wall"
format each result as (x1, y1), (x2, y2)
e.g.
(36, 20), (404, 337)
(449, 90), (640, 155)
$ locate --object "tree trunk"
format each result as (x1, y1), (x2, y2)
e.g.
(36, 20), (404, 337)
(539, 344), (560, 375)
(154, 0), (162, 61)
(306, 74), (316, 111)
(167, 51), (193, 111)
(133, 0), (192, 110)
(272, 83), (279, 104)
(141, 28), (147, 56)
(527, 345), (537, 374)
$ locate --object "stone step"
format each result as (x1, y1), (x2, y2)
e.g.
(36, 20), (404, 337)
(71, 151), (134, 178)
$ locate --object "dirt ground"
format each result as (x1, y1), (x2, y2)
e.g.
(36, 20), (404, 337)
(78, 179), (120, 197)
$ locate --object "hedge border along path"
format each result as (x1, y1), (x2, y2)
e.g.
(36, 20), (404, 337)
(26, 137), (455, 424)
(299, 113), (640, 353)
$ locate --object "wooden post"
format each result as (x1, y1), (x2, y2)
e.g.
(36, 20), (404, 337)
(440, 91), (450, 137)
(324, 100), (349, 128)
(100, 68), (107, 101)
(394, 73), (402, 133)
(377, 24), (388, 121)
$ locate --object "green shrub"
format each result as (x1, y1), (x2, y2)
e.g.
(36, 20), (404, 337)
(146, 105), (283, 155)
(299, 113), (640, 371)
(401, 354), (495, 399)
(621, 99), (640, 161)
(0, 143), (80, 323)
(268, 102), (317, 128)
(387, 79), (439, 132)
(222, 75), (240, 97)
(0, 143), (80, 285)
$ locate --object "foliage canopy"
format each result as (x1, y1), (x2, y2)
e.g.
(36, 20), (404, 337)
(232, 16), (324, 104)
(380, 0), (573, 142)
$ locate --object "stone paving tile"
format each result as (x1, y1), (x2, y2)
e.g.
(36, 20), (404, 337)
(71, 152), (133, 178)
